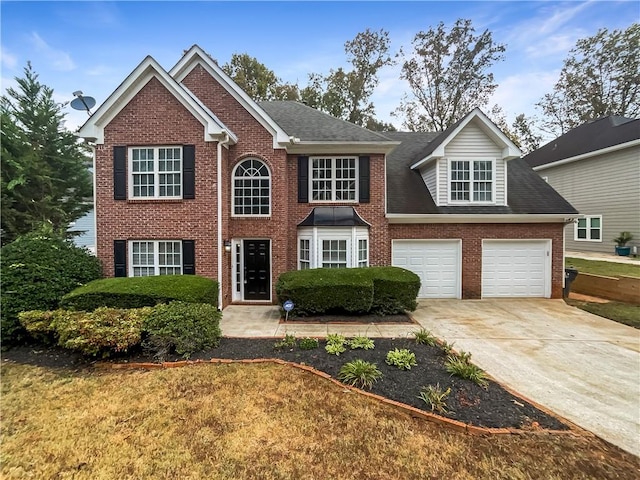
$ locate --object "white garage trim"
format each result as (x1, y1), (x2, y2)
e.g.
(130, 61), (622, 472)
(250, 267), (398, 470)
(482, 240), (551, 298)
(392, 240), (462, 299)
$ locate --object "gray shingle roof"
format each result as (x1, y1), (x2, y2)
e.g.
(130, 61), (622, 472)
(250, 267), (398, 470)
(258, 101), (394, 143)
(523, 116), (640, 168)
(384, 132), (578, 215)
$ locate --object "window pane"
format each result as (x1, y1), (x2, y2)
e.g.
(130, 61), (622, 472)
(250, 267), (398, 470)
(590, 217), (600, 228)
(577, 218), (587, 228)
(233, 159), (270, 215)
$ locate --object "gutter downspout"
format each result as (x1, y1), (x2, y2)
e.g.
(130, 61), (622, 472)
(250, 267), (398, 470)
(217, 133), (231, 310)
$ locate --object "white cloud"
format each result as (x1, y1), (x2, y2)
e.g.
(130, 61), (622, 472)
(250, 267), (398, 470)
(490, 70), (560, 122)
(1, 46), (18, 70)
(30, 32), (76, 71)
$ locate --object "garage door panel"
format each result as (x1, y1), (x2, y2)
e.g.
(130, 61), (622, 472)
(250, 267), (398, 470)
(482, 241), (550, 298)
(392, 241), (461, 298)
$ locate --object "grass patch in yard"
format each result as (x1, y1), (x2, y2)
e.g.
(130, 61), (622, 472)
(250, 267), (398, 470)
(2, 362), (639, 480)
(566, 299), (640, 329)
(565, 257), (640, 278)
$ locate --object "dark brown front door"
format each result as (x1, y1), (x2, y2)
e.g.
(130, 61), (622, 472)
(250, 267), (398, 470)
(244, 240), (270, 300)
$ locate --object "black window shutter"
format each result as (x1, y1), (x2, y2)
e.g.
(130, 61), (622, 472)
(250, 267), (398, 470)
(183, 145), (196, 199)
(113, 146), (127, 200)
(114, 240), (127, 277)
(182, 240), (195, 275)
(359, 156), (370, 203)
(298, 156), (309, 203)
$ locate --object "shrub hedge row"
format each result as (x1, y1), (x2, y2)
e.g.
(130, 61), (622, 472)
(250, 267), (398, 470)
(18, 302), (221, 359)
(60, 275), (219, 310)
(276, 267), (420, 316)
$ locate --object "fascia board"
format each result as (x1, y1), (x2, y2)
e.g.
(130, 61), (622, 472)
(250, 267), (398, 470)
(170, 46), (290, 148)
(285, 141), (400, 155)
(385, 213), (576, 224)
(532, 139), (640, 171)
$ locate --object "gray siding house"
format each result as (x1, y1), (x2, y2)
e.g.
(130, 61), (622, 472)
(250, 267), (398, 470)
(523, 116), (640, 255)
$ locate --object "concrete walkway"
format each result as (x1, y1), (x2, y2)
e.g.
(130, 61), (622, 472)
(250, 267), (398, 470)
(221, 299), (640, 457)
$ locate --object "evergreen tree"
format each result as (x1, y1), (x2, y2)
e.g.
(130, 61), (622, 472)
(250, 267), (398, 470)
(1, 63), (92, 244)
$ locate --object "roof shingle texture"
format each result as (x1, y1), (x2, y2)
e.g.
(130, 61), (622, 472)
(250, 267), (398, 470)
(523, 116), (640, 168)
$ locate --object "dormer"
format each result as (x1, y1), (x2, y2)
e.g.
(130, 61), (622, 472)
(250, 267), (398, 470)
(410, 109), (521, 207)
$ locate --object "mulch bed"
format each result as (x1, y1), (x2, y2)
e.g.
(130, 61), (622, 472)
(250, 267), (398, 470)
(3, 337), (569, 431)
(281, 313), (415, 324)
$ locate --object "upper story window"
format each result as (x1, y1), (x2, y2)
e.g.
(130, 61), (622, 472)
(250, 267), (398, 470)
(129, 147), (182, 199)
(575, 215), (602, 242)
(310, 157), (358, 202)
(449, 159), (493, 203)
(233, 159), (271, 216)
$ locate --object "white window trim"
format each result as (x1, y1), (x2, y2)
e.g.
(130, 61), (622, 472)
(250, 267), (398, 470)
(128, 240), (183, 276)
(447, 158), (496, 205)
(574, 215), (603, 242)
(231, 158), (272, 217)
(309, 156), (359, 203)
(297, 226), (369, 269)
(128, 146), (182, 200)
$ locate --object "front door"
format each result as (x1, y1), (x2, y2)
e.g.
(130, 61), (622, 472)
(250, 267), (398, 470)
(243, 239), (270, 300)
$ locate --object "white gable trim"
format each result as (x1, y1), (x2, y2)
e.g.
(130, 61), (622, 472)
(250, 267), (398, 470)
(77, 56), (233, 145)
(170, 45), (290, 149)
(532, 139), (640, 171)
(410, 108), (521, 170)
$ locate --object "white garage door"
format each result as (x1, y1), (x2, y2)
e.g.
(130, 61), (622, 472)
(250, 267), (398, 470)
(392, 240), (461, 298)
(482, 240), (551, 298)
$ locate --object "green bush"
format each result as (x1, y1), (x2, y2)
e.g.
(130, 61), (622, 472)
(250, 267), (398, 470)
(142, 302), (221, 359)
(275, 267), (419, 316)
(1, 229), (103, 343)
(445, 353), (489, 387)
(274, 333), (297, 350)
(298, 337), (319, 350)
(385, 348), (418, 370)
(338, 359), (382, 390)
(18, 307), (151, 357)
(61, 275), (218, 311)
(348, 335), (375, 350)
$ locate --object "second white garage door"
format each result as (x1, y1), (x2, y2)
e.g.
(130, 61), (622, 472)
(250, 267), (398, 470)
(392, 240), (461, 298)
(482, 240), (551, 298)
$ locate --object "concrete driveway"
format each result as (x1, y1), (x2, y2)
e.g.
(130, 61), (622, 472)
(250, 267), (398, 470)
(411, 299), (640, 457)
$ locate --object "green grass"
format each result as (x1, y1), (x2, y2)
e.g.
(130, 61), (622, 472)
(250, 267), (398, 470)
(565, 257), (640, 278)
(566, 299), (640, 329)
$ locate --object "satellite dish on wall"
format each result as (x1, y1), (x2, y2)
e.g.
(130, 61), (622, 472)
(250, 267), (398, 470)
(70, 91), (96, 115)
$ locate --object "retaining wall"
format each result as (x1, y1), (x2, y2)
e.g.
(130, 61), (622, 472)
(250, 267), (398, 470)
(572, 273), (640, 304)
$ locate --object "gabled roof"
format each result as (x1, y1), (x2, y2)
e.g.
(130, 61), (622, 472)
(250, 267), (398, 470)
(410, 108), (521, 170)
(77, 55), (233, 144)
(170, 45), (290, 149)
(523, 116), (640, 169)
(385, 132), (577, 216)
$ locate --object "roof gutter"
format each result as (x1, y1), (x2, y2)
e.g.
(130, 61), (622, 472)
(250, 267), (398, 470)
(532, 139), (640, 171)
(385, 213), (578, 224)
(285, 141), (400, 155)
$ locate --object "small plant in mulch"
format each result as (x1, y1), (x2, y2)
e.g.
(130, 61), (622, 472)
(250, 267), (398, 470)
(445, 352), (489, 388)
(348, 335), (375, 350)
(338, 359), (382, 390)
(274, 333), (297, 350)
(325, 333), (347, 356)
(413, 329), (438, 346)
(418, 383), (452, 414)
(298, 337), (319, 350)
(440, 340), (456, 355)
(385, 348), (417, 370)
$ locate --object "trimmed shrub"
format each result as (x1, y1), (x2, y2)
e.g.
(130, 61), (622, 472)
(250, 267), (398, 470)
(61, 275), (218, 311)
(276, 268), (373, 316)
(18, 307), (151, 357)
(142, 302), (221, 359)
(275, 266), (420, 316)
(1, 229), (102, 343)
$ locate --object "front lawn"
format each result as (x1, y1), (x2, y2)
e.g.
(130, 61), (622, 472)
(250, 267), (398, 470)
(566, 299), (640, 329)
(2, 361), (638, 479)
(565, 257), (640, 278)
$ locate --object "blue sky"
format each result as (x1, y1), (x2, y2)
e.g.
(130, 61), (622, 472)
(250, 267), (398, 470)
(1, 1), (637, 133)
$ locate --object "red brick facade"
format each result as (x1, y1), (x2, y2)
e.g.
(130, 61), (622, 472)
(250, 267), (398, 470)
(93, 59), (566, 307)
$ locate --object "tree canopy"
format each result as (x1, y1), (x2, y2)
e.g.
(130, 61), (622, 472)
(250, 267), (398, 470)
(395, 19), (506, 132)
(536, 23), (639, 136)
(1, 63), (93, 244)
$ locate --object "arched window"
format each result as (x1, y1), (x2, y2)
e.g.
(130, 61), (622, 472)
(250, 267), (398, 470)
(233, 159), (271, 216)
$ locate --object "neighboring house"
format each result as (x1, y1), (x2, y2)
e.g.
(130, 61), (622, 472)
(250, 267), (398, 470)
(68, 167), (96, 254)
(78, 45), (577, 307)
(523, 116), (640, 255)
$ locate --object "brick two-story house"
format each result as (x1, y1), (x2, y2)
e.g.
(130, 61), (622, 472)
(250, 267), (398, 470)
(78, 45), (577, 307)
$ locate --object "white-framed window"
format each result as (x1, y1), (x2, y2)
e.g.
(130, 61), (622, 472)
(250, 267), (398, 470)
(449, 159), (494, 203)
(297, 227), (369, 269)
(575, 216), (602, 242)
(130, 240), (182, 276)
(233, 158), (270, 216)
(129, 147), (181, 199)
(310, 157), (358, 202)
